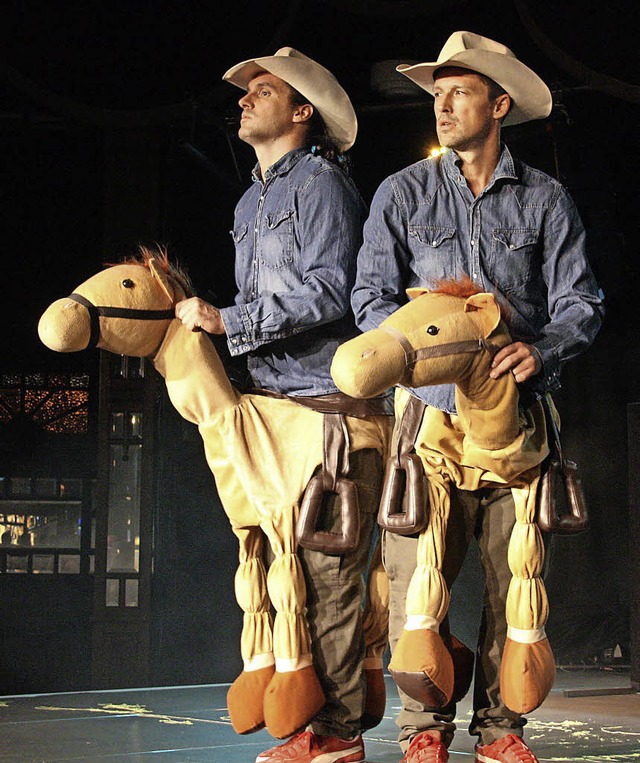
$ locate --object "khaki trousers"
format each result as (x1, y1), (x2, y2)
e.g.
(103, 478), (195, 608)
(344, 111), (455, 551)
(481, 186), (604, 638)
(299, 448), (383, 739)
(383, 485), (527, 748)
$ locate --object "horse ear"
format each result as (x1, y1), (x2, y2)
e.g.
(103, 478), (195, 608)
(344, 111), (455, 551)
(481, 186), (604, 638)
(148, 258), (174, 301)
(406, 287), (430, 301)
(464, 292), (501, 337)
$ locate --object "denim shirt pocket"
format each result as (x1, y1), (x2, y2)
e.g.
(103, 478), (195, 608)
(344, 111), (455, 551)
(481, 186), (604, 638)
(490, 228), (540, 285)
(230, 223), (248, 245)
(260, 208), (295, 270)
(407, 225), (457, 283)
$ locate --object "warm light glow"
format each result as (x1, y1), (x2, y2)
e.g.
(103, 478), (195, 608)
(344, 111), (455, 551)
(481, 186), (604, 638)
(429, 146), (448, 158)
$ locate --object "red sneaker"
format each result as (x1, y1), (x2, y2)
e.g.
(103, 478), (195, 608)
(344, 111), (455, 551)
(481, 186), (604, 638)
(401, 731), (449, 763)
(475, 734), (539, 763)
(255, 730), (365, 763)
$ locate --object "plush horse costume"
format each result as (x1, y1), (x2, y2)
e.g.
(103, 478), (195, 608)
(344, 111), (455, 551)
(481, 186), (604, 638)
(38, 248), (390, 739)
(331, 280), (556, 715)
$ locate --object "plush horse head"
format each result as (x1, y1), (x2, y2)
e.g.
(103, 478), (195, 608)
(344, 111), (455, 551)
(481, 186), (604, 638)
(332, 279), (509, 400)
(38, 247), (191, 358)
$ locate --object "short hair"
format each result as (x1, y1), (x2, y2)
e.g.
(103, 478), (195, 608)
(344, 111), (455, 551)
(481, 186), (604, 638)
(477, 73), (508, 102)
(433, 66), (507, 101)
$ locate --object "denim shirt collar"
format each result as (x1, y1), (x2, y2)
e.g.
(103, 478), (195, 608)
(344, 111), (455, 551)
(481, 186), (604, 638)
(250, 146), (310, 184)
(442, 143), (519, 193)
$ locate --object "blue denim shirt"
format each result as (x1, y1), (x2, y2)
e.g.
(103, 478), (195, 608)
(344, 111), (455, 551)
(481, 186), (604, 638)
(352, 144), (604, 413)
(219, 147), (367, 396)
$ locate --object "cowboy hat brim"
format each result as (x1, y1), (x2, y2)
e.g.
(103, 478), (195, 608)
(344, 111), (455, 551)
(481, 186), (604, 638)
(223, 47), (357, 151)
(397, 33), (552, 126)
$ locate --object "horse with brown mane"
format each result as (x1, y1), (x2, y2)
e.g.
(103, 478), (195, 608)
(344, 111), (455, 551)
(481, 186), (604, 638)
(331, 279), (556, 715)
(38, 246), (390, 739)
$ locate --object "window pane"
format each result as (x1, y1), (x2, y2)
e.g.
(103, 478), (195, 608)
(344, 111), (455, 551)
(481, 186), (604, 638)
(6, 552), (28, 573)
(106, 578), (119, 606)
(107, 440), (141, 573)
(33, 554), (55, 574)
(0, 504), (83, 548)
(59, 555), (80, 574)
(125, 579), (139, 607)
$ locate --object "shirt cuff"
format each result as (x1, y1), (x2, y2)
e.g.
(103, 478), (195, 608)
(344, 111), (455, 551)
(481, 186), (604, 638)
(219, 305), (253, 356)
(533, 338), (560, 388)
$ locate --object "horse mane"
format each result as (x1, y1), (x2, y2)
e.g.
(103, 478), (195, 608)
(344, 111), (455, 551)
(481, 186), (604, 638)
(430, 275), (483, 299)
(431, 275), (512, 325)
(108, 245), (195, 298)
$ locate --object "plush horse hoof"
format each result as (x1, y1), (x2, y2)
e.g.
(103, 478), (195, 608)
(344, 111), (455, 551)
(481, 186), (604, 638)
(449, 634), (474, 703)
(389, 628), (454, 707)
(361, 666), (386, 730)
(500, 636), (556, 713)
(226, 665), (274, 734)
(263, 665), (325, 739)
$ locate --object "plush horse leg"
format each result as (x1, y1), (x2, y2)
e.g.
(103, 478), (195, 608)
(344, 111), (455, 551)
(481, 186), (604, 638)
(226, 526), (275, 734)
(360, 539), (389, 730)
(388, 475), (456, 707)
(501, 477), (555, 713)
(261, 518), (325, 739)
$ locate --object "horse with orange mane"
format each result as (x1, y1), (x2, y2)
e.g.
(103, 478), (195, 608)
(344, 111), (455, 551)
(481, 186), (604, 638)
(331, 278), (556, 715)
(38, 246), (390, 740)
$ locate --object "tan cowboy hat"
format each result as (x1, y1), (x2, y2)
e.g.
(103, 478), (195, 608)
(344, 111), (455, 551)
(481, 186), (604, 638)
(223, 47), (357, 151)
(396, 31), (552, 126)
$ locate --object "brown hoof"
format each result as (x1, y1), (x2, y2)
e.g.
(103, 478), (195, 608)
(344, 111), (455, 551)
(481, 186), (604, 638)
(263, 665), (325, 739)
(361, 667), (386, 730)
(389, 628), (454, 707)
(500, 637), (556, 713)
(449, 634), (475, 703)
(226, 665), (274, 734)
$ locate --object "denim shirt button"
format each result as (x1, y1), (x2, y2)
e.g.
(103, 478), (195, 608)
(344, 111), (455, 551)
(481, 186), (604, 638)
(231, 338), (237, 345)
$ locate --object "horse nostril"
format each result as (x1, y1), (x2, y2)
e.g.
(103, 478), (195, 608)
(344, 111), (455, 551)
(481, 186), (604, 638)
(122, 279), (134, 288)
(426, 325), (440, 335)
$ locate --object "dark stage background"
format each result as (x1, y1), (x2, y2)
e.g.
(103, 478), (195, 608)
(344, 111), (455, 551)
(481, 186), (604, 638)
(0, 0), (638, 692)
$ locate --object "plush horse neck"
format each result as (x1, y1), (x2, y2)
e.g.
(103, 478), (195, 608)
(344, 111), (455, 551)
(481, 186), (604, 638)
(38, 248), (390, 740)
(331, 282), (554, 716)
(451, 329), (519, 451)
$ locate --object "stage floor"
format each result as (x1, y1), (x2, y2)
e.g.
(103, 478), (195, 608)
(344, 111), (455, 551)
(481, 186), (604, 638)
(1, 668), (638, 762)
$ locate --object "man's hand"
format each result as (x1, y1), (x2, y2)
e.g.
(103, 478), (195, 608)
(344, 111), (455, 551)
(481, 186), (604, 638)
(489, 341), (542, 383)
(175, 297), (225, 335)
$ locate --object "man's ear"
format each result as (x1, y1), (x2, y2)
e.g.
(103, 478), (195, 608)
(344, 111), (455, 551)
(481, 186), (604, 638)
(494, 93), (511, 121)
(292, 103), (314, 125)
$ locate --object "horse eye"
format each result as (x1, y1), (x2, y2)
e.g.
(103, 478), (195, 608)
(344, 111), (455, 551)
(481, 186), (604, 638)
(122, 279), (134, 288)
(426, 325), (440, 336)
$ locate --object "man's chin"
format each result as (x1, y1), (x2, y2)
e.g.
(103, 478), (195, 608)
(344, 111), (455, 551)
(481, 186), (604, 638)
(238, 127), (255, 146)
